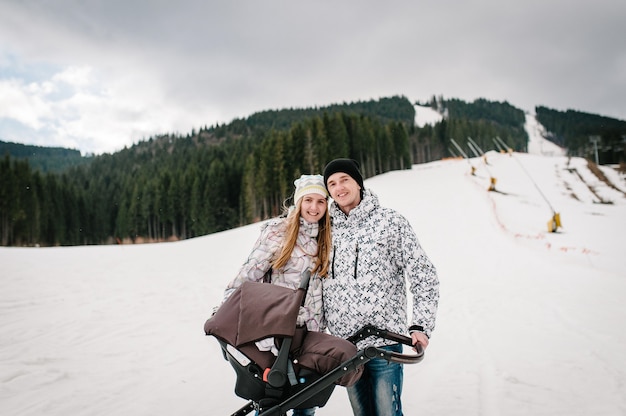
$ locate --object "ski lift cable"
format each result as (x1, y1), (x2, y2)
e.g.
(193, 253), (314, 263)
(512, 154), (556, 214)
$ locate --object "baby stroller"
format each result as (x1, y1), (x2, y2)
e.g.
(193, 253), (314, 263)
(205, 272), (424, 416)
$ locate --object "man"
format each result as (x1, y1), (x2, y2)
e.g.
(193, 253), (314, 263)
(322, 158), (439, 416)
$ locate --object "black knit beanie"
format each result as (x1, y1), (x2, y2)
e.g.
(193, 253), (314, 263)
(323, 158), (364, 191)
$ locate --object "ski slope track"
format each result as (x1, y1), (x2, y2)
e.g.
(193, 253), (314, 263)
(1, 127), (625, 415)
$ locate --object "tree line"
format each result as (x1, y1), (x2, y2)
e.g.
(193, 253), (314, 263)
(1, 95), (536, 247)
(0, 140), (92, 173)
(535, 106), (626, 164)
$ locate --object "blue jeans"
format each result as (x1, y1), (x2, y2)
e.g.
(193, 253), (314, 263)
(292, 407), (316, 415)
(347, 344), (404, 416)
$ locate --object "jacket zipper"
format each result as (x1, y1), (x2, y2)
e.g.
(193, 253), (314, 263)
(331, 244), (359, 279)
(331, 246), (336, 279)
(354, 243), (359, 279)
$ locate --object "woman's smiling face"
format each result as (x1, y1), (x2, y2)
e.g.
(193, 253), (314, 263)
(299, 194), (327, 223)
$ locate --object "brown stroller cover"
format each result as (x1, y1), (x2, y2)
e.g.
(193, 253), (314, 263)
(205, 280), (362, 387)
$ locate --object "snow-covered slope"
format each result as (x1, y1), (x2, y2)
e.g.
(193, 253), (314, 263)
(414, 104), (443, 127)
(1, 151), (625, 415)
(525, 112), (567, 156)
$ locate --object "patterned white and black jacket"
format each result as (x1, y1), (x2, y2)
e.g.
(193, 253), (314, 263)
(323, 189), (439, 349)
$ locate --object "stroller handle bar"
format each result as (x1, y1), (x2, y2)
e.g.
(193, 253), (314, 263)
(257, 325), (425, 416)
(347, 324), (424, 364)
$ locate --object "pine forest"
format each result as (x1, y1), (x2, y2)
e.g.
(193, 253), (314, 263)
(1, 95), (624, 247)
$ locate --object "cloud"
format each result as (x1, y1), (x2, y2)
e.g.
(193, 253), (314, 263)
(0, 61), (193, 154)
(0, 78), (52, 129)
(52, 66), (93, 88)
(0, 0), (625, 154)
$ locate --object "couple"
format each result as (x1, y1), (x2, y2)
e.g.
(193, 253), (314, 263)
(222, 158), (440, 416)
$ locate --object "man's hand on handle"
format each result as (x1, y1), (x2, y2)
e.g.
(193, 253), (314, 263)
(411, 331), (429, 352)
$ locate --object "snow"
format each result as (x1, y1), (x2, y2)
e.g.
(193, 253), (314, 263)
(525, 112), (567, 157)
(2, 135), (626, 415)
(414, 104), (443, 127)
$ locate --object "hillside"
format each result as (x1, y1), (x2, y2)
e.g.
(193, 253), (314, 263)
(0, 140), (92, 173)
(2, 95), (625, 247)
(1, 138), (625, 415)
(535, 106), (626, 164)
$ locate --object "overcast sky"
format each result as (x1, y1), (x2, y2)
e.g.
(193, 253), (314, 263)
(1, 0), (625, 155)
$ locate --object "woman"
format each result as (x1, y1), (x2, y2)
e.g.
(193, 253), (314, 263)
(222, 174), (331, 416)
